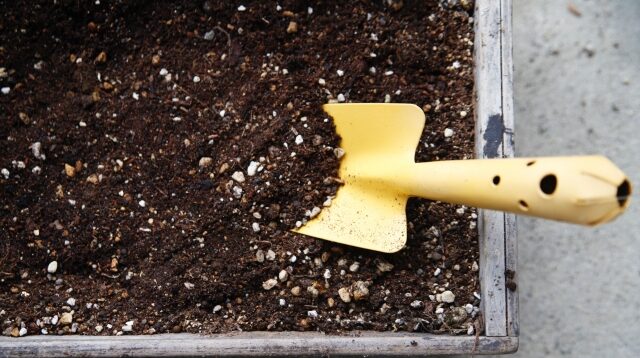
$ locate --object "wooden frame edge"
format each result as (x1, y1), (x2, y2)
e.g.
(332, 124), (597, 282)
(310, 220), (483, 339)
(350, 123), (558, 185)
(0, 333), (518, 357)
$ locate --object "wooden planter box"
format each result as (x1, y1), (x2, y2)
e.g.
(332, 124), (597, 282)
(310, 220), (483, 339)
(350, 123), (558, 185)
(0, 0), (517, 356)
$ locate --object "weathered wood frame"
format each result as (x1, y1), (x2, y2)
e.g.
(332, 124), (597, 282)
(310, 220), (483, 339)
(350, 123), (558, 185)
(0, 0), (517, 355)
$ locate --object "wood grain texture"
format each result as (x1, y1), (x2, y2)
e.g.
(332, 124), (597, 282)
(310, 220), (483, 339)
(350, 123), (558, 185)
(0, 333), (518, 357)
(500, 0), (519, 338)
(474, 0), (508, 337)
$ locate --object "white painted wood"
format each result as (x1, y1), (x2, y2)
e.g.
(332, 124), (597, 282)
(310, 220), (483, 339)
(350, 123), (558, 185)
(500, 0), (519, 338)
(0, 333), (518, 357)
(474, 0), (508, 337)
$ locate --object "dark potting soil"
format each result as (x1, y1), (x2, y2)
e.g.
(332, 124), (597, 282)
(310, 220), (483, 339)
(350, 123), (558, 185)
(0, 0), (480, 337)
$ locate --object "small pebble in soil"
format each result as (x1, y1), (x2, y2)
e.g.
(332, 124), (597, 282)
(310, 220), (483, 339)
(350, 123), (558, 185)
(286, 21), (298, 34)
(84, 173), (99, 185)
(203, 30), (215, 41)
(352, 281), (370, 301)
(444, 128), (454, 138)
(247, 161), (259, 176)
(30, 142), (45, 160)
(327, 297), (335, 308)
(265, 249), (276, 261)
(278, 270), (288, 282)
(464, 303), (474, 314)
(122, 321), (134, 332)
(1, 168), (9, 179)
(262, 278), (277, 290)
(159, 68), (168, 76)
(232, 186), (243, 198)
(138, 200), (146, 208)
(337, 93), (346, 102)
(380, 303), (391, 314)
(193, 76), (201, 83)
(318, 78), (326, 86)
(295, 135), (304, 145)
(410, 300), (424, 309)
(307, 286), (319, 298)
(66, 297), (76, 306)
(349, 261), (360, 272)
(323, 269), (331, 279)
(441, 290), (456, 303)
(251, 222), (260, 232)
(64, 163), (76, 178)
(255, 250), (265, 263)
(472, 261), (479, 271)
(231, 171), (246, 183)
(59, 312), (73, 325)
(337, 69), (344, 77)
(213, 305), (222, 313)
(237, 5), (246, 12)
(1, 87), (10, 95)
(307, 310), (318, 318)
(291, 286), (301, 296)
(306, 206), (321, 219)
(460, 110), (467, 118)
(376, 259), (394, 272)
(47, 261), (58, 274)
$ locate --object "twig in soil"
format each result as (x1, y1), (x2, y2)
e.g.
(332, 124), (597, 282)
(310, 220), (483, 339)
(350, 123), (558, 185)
(472, 314), (484, 353)
(174, 84), (207, 108)
(99, 272), (121, 279)
(213, 25), (232, 60)
(292, 274), (320, 279)
(153, 184), (168, 198)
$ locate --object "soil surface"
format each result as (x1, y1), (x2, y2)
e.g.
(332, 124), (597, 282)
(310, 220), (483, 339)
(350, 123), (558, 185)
(0, 0), (480, 337)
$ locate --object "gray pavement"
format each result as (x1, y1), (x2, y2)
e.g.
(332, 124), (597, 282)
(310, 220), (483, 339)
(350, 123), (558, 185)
(503, 0), (640, 357)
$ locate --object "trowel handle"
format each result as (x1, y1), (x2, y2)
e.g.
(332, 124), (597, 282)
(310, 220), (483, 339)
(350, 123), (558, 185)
(406, 156), (631, 225)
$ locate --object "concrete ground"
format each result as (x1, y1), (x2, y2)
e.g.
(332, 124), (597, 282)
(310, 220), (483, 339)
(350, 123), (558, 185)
(496, 0), (640, 357)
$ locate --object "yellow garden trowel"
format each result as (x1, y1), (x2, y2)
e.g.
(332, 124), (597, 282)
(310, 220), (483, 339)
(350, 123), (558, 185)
(294, 104), (632, 253)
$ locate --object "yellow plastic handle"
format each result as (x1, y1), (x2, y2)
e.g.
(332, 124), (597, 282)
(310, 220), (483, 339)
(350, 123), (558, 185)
(400, 156), (631, 225)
